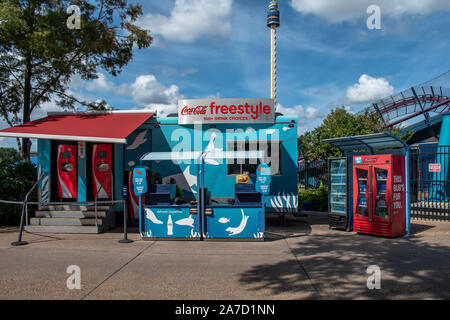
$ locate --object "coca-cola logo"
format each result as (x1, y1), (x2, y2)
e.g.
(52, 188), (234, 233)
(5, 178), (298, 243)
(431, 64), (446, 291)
(181, 106), (207, 115)
(178, 99), (276, 124)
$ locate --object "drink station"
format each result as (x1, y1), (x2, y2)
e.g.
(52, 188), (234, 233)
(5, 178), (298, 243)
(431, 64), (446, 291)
(322, 133), (411, 237)
(0, 98), (299, 237)
(138, 150), (268, 240)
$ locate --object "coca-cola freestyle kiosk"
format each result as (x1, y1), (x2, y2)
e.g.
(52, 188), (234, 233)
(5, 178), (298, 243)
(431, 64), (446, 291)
(1, 98), (298, 236)
(137, 98), (299, 240)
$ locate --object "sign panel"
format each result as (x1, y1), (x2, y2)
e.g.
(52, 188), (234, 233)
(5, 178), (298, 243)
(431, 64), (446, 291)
(78, 142), (85, 159)
(256, 163), (271, 195)
(132, 167), (147, 196)
(429, 163), (441, 173)
(122, 186), (128, 198)
(178, 98), (275, 124)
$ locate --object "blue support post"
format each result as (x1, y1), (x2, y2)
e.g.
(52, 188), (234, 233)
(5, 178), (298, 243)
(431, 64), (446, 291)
(114, 144), (124, 211)
(405, 149), (412, 237)
(196, 162), (202, 238)
(139, 194), (142, 235)
(138, 159), (143, 236)
(77, 145), (87, 203)
(201, 156), (205, 238)
(261, 195), (266, 236)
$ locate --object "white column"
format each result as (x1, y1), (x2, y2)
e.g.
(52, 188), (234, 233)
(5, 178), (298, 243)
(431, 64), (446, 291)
(270, 26), (277, 106)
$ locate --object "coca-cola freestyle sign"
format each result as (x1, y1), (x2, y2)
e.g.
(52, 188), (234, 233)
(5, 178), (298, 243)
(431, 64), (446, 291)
(178, 98), (275, 124)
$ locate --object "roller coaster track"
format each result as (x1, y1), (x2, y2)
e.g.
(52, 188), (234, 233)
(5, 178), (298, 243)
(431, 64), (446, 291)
(363, 85), (450, 134)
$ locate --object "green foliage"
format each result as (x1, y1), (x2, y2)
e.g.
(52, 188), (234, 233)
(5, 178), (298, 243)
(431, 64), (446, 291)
(0, 0), (153, 160)
(0, 148), (37, 225)
(298, 107), (411, 161)
(298, 184), (329, 212)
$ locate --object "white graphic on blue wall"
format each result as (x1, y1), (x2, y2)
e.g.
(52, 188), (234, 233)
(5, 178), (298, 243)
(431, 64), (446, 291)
(38, 165), (50, 205)
(270, 192), (298, 213)
(175, 215), (194, 228)
(226, 209), (249, 236)
(204, 132), (223, 165)
(145, 208), (163, 224)
(163, 166), (198, 194)
(127, 130), (148, 150)
(218, 217), (230, 224)
(161, 132), (224, 194)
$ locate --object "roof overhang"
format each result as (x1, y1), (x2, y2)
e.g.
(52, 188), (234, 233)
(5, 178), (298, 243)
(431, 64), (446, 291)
(140, 150), (265, 162)
(321, 132), (409, 156)
(0, 111), (155, 144)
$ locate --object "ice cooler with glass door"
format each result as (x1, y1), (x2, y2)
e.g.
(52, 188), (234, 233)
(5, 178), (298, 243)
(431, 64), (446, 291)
(328, 157), (352, 230)
(353, 154), (406, 237)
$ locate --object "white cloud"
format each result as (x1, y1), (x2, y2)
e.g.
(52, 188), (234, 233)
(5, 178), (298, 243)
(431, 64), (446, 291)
(85, 73), (114, 91)
(120, 75), (183, 116)
(277, 103), (321, 121)
(290, 0), (450, 23)
(346, 74), (394, 104)
(137, 0), (233, 42)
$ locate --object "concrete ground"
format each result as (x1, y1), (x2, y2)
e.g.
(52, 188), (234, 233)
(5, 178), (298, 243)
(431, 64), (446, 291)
(0, 213), (449, 300)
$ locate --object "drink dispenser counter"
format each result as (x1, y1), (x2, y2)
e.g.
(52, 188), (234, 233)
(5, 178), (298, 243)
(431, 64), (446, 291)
(142, 184), (201, 239)
(139, 150), (267, 241)
(204, 183), (265, 240)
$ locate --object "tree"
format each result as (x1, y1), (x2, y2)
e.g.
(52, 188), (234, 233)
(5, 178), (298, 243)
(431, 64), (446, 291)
(0, 0), (152, 161)
(0, 147), (37, 225)
(298, 107), (412, 161)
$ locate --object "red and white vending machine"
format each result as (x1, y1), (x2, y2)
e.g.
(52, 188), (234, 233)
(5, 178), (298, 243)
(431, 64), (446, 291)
(92, 144), (113, 199)
(57, 144), (77, 199)
(353, 154), (406, 237)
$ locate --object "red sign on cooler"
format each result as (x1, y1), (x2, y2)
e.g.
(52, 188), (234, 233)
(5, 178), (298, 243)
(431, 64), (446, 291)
(429, 163), (441, 173)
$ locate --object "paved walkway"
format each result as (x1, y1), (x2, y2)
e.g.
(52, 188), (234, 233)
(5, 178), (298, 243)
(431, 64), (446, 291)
(0, 214), (449, 300)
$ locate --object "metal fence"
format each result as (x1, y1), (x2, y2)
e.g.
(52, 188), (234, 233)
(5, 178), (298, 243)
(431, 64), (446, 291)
(410, 144), (450, 221)
(298, 159), (328, 190)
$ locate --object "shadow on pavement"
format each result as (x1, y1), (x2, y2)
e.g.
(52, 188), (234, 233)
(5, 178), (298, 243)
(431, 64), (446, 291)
(239, 216), (450, 299)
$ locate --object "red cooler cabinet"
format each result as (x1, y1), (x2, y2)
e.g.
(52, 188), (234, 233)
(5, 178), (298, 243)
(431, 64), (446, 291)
(353, 154), (406, 237)
(92, 144), (113, 199)
(57, 144), (77, 199)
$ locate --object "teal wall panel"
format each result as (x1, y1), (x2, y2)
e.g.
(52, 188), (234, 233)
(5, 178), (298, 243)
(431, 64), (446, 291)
(114, 144), (124, 211)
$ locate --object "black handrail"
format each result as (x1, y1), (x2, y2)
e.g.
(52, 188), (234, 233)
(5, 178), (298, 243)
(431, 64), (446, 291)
(11, 173), (48, 246)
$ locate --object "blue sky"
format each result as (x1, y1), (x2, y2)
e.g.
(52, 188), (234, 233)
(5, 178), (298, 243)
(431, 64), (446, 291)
(1, 0), (450, 150)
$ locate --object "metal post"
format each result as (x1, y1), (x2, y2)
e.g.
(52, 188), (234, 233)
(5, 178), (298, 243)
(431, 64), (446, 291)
(405, 149), (412, 237)
(11, 174), (47, 247)
(305, 160), (309, 189)
(138, 194), (142, 236)
(200, 156), (205, 239)
(11, 202), (28, 246)
(196, 162), (201, 239)
(262, 195), (266, 237)
(119, 199), (133, 243)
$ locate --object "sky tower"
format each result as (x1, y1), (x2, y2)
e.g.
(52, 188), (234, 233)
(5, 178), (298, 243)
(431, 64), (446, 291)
(267, 1), (280, 106)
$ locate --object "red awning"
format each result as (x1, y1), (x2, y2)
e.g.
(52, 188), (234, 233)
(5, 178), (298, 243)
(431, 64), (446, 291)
(0, 111), (154, 144)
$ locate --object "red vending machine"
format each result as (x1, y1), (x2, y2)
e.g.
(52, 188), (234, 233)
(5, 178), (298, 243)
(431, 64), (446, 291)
(353, 154), (406, 237)
(57, 144), (77, 199)
(92, 144), (113, 199)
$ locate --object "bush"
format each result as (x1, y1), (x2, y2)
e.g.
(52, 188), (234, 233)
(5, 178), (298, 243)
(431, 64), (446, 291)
(0, 148), (37, 225)
(298, 183), (328, 212)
